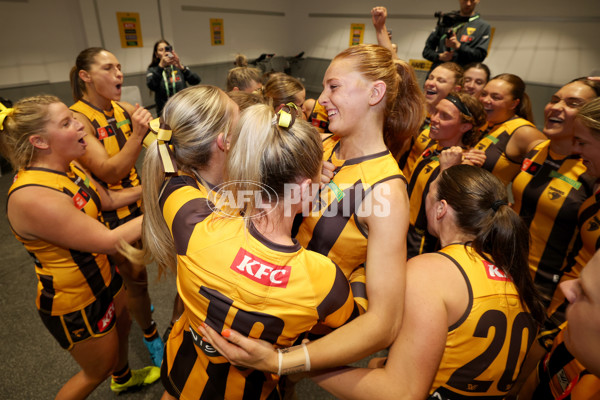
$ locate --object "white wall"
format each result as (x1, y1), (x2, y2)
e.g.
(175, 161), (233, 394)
(0, 0), (88, 87)
(297, 0), (600, 85)
(1, 0), (599, 89)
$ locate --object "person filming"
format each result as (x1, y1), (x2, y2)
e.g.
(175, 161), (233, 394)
(146, 40), (200, 117)
(423, 0), (491, 73)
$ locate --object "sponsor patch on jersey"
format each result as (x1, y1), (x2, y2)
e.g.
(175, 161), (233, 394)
(521, 158), (542, 174)
(467, 27), (476, 35)
(97, 125), (116, 140)
(483, 260), (510, 281)
(116, 119), (130, 128)
(328, 181), (345, 201)
(189, 325), (221, 357)
(549, 170), (582, 190)
(73, 188), (91, 209)
(422, 148), (434, 158)
(97, 127), (108, 140)
(484, 134), (500, 145)
(460, 35), (474, 42)
(230, 249), (291, 288)
(97, 301), (115, 332)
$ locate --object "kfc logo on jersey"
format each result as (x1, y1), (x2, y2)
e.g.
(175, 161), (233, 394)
(483, 260), (510, 281)
(521, 158), (541, 174)
(97, 301), (115, 332)
(231, 249), (291, 288)
(73, 188), (91, 210)
(97, 127), (108, 140)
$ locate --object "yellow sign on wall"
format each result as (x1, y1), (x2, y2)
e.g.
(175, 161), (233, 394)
(210, 19), (224, 46)
(409, 59), (433, 71)
(116, 12), (143, 48)
(349, 23), (365, 46)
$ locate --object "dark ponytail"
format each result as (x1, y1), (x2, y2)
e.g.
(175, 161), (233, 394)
(437, 165), (545, 324)
(491, 73), (534, 123)
(70, 47), (106, 102)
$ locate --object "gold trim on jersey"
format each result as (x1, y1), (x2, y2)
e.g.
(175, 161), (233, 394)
(297, 136), (405, 276)
(430, 244), (536, 399)
(8, 164), (113, 315)
(475, 117), (535, 186)
(70, 99), (141, 224)
(511, 141), (593, 304)
(159, 175), (358, 399)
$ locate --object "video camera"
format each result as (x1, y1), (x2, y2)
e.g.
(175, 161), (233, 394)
(434, 11), (470, 37)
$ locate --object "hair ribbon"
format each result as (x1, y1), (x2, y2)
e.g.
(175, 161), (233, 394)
(0, 102), (15, 131)
(274, 102), (299, 129)
(149, 117), (177, 173)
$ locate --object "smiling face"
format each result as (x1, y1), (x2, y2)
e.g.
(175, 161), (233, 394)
(479, 79), (520, 125)
(430, 99), (471, 147)
(81, 50), (124, 102)
(424, 66), (460, 112)
(543, 82), (597, 141)
(572, 119), (600, 177)
(318, 58), (373, 136)
(42, 102), (87, 162)
(560, 250), (600, 376)
(462, 67), (488, 98)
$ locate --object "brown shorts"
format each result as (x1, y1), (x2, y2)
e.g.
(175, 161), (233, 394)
(38, 273), (123, 350)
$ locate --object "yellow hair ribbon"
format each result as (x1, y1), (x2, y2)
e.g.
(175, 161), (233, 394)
(275, 102), (298, 129)
(0, 102), (15, 131)
(149, 117), (177, 173)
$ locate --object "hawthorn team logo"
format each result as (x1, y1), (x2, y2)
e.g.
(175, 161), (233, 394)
(588, 216), (600, 232)
(547, 186), (564, 201)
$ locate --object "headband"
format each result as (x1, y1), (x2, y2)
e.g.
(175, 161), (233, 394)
(149, 117), (177, 174)
(445, 94), (472, 118)
(274, 103), (299, 129)
(0, 102), (15, 131)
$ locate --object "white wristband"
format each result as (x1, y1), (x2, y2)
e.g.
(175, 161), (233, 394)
(302, 342), (311, 372)
(277, 348), (283, 376)
(278, 343), (311, 375)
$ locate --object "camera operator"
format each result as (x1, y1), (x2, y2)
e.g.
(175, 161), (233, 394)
(423, 0), (490, 73)
(146, 40), (201, 116)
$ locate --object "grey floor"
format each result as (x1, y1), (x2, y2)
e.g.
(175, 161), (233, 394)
(0, 163), (384, 400)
